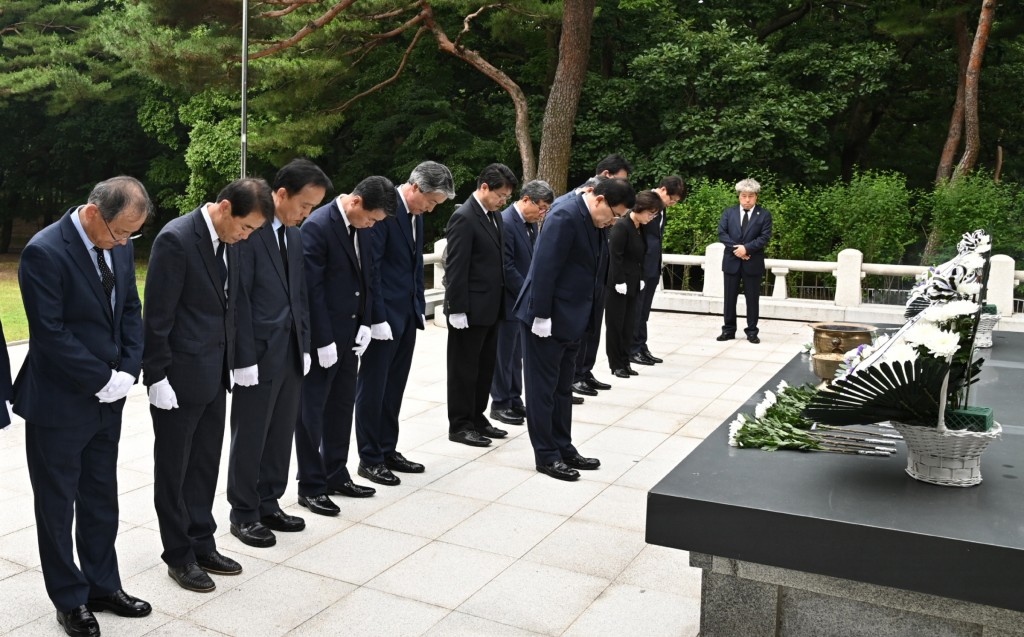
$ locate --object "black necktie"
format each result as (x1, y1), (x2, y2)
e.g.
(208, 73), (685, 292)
(277, 225), (289, 278)
(526, 222), (536, 245)
(93, 246), (114, 301)
(215, 240), (227, 287)
(487, 211), (497, 230)
(740, 209), (749, 233)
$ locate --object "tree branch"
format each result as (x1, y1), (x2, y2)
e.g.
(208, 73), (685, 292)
(250, 0), (359, 60)
(328, 26), (427, 113)
(454, 4), (505, 49)
(257, 1), (318, 20)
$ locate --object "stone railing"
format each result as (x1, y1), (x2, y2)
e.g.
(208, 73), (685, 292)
(426, 239), (1024, 331)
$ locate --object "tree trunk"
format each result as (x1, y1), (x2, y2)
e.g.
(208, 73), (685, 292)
(952, 0), (997, 180)
(536, 0), (597, 194)
(935, 9), (971, 184)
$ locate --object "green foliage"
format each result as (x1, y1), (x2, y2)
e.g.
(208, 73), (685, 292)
(662, 178), (734, 256)
(923, 174), (1024, 263)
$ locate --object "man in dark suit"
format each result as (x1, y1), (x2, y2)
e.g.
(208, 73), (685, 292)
(444, 163), (518, 447)
(630, 176), (686, 367)
(356, 161), (455, 487)
(489, 180), (554, 426)
(514, 178), (635, 481)
(569, 154), (633, 398)
(145, 178), (274, 593)
(226, 160), (332, 548)
(717, 178), (773, 344)
(0, 318), (10, 431)
(295, 176), (397, 516)
(16, 176), (152, 636)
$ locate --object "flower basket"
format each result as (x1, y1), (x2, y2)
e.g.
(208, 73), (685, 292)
(892, 421), (1001, 487)
(975, 313), (1000, 348)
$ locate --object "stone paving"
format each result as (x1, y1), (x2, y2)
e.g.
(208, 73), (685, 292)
(0, 312), (808, 637)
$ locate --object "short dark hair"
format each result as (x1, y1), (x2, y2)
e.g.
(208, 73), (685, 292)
(659, 175), (686, 199)
(216, 177), (275, 223)
(273, 158), (333, 195)
(521, 180), (555, 205)
(633, 190), (664, 214)
(476, 163), (518, 192)
(88, 176), (153, 221)
(352, 176), (398, 217)
(593, 178), (636, 209)
(594, 154), (633, 177)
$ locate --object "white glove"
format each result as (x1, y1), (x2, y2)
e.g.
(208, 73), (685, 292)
(149, 378), (179, 410)
(233, 364), (259, 387)
(614, 283), (627, 295)
(640, 280), (646, 291)
(449, 313), (469, 330)
(532, 317), (552, 338)
(353, 325), (372, 357)
(303, 353), (311, 376)
(96, 370), (135, 403)
(370, 322), (394, 340)
(317, 343), (339, 369)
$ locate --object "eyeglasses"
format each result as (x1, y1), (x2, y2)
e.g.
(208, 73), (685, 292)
(102, 215), (142, 243)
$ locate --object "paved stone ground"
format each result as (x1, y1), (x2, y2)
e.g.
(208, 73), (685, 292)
(0, 312), (809, 637)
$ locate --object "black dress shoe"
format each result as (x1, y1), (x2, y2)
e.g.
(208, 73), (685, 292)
(641, 348), (663, 364)
(536, 461), (580, 482)
(716, 333), (735, 341)
(197, 550), (242, 575)
(511, 405), (527, 417)
(449, 430), (492, 447)
(571, 380), (598, 396)
(612, 368), (631, 379)
(298, 493), (341, 516)
(261, 510), (305, 532)
(168, 562), (216, 592)
(629, 352), (655, 366)
(87, 589), (152, 617)
(489, 407), (525, 425)
(230, 521), (276, 548)
(562, 453), (601, 470)
(627, 367), (639, 376)
(57, 606), (100, 637)
(359, 463), (402, 486)
(584, 375), (612, 390)
(572, 395), (584, 405)
(385, 452), (425, 473)
(478, 424), (507, 439)
(747, 335), (761, 344)
(328, 480), (376, 498)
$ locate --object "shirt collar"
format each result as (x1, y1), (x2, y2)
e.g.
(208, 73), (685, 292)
(200, 204), (220, 250)
(71, 206), (99, 253)
(335, 195), (354, 230)
(512, 203), (527, 224)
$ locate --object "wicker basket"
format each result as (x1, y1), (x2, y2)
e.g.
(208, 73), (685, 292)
(892, 421), (1002, 487)
(975, 313), (1000, 348)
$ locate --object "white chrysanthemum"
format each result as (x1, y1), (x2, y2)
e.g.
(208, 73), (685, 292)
(923, 329), (961, 358)
(921, 300), (979, 323)
(874, 333), (891, 347)
(905, 321), (942, 345)
(754, 403), (767, 419)
(956, 281), (981, 296)
(879, 341), (918, 367)
(763, 390), (777, 407)
(959, 252), (984, 271)
(728, 415), (745, 447)
(777, 379), (789, 392)
(946, 299), (980, 317)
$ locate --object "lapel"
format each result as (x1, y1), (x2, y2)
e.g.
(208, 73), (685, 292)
(470, 197), (502, 251)
(60, 211), (114, 323)
(396, 196), (416, 255)
(503, 205), (533, 257)
(571, 194), (600, 265)
(287, 226), (303, 294)
(192, 209), (227, 307)
(329, 200), (361, 271)
(259, 224), (288, 290)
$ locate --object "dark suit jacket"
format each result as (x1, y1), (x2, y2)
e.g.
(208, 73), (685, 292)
(642, 209), (666, 279)
(14, 210), (143, 427)
(365, 191), (425, 330)
(718, 204), (773, 276)
(513, 193), (604, 341)
(302, 200), (371, 351)
(607, 215), (647, 294)
(443, 195), (505, 326)
(500, 204), (535, 321)
(143, 208), (238, 405)
(0, 319), (9, 427)
(233, 223), (310, 377)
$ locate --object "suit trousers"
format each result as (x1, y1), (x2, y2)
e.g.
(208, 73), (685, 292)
(722, 271), (763, 336)
(356, 312), (418, 465)
(631, 273), (661, 354)
(490, 318), (524, 410)
(152, 392), (226, 567)
(295, 346), (360, 496)
(605, 290), (638, 371)
(573, 289), (606, 382)
(26, 417), (122, 612)
(447, 322), (499, 435)
(227, 337), (302, 524)
(521, 324), (580, 465)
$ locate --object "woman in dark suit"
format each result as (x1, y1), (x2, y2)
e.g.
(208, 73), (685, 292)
(605, 191), (664, 378)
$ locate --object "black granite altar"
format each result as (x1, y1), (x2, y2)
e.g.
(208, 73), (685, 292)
(646, 330), (1024, 613)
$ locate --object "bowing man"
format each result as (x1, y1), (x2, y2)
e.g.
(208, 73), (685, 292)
(295, 176), (396, 517)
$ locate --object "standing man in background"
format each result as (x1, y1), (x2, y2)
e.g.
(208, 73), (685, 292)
(227, 159), (332, 548)
(356, 161), (455, 486)
(444, 163), (518, 448)
(630, 176), (685, 366)
(145, 178), (274, 593)
(717, 178), (773, 344)
(16, 176), (152, 637)
(489, 179), (554, 426)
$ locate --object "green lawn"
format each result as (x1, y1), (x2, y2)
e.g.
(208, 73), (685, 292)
(1, 258), (149, 343)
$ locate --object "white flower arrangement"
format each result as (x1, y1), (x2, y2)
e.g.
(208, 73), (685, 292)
(728, 413), (746, 447)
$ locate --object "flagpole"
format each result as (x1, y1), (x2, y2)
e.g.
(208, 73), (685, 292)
(240, 0), (249, 177)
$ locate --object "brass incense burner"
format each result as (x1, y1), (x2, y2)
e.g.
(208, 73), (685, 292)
(808, 322), (877, 384)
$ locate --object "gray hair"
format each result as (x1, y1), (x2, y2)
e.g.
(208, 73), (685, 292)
(521, 179), (554, 204)
(407, 161), (455, 199)
(87, 176), (153, 221)
(735, 178), (761, 194)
